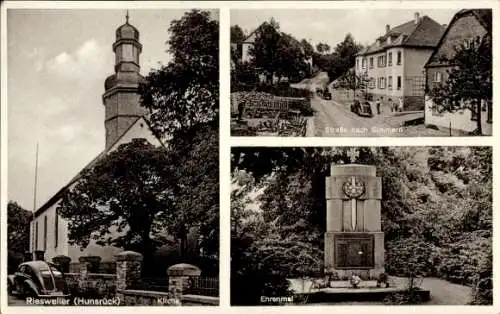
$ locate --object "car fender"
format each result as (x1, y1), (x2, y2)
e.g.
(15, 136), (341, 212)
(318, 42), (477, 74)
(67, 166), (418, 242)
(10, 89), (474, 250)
(23, 279), (40, 296)
(7, 275), (15, 285)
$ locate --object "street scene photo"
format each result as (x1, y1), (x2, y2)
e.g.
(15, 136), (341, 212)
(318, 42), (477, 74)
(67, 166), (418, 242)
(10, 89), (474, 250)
(6, 8), (219, 306)
(230, 9), (492, 137)
(231, 147), (492, 305)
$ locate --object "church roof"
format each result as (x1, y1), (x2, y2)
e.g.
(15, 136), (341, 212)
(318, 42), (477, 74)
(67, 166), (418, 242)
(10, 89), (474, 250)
(116, 16), (139, 41)
(33, 117), (165, 218)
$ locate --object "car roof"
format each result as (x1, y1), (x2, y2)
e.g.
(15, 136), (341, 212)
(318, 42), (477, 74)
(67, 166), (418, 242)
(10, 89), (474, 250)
(20, 261), (53, 268)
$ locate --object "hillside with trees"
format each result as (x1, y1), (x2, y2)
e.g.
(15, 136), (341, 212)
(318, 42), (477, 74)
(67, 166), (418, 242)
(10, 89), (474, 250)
(231, 147), (492, 305)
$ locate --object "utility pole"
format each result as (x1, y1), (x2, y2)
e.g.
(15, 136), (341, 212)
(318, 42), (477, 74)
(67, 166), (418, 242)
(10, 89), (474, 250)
(31, 143), (39, 255)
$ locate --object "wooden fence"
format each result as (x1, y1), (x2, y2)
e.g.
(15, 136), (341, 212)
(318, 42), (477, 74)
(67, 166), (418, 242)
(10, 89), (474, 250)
(231, 92), (310, 118)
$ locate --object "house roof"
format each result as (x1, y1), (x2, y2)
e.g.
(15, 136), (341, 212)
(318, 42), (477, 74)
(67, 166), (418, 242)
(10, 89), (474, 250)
(33, 116), (166, 218)
(424, 9), (492, 68)
(241, 28), (258, 44)
(358, 15), (446, 56)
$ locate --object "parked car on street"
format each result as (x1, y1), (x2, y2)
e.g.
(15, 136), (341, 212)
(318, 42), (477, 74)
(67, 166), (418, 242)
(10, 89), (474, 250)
(350, 99), (373, 117)
(322, 89), (332, 100)
(8, 261), (70, 299)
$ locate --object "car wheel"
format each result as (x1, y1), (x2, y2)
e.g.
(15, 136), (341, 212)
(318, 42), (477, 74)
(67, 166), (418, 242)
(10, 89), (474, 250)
(16, 282), (25, 299)
(25, 285), (37, 298)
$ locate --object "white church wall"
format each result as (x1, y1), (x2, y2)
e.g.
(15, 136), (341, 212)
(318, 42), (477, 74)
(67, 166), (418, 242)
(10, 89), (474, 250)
(30, 200), (69, 263)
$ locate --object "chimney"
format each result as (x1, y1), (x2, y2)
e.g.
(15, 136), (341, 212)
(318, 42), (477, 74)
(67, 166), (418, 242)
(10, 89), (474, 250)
(414, 12), (420, 24)
(386, 24), (390, 34)
(442, 24), (448, 28)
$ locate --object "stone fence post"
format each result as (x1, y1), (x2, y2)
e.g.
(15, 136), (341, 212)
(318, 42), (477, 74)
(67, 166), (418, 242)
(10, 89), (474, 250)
(115, 251), (143, 302)
(34, 250), (45, 261)
(167, 264), (201, 300)
(52, 255), (71, 273)
(24, 251), (33, 262)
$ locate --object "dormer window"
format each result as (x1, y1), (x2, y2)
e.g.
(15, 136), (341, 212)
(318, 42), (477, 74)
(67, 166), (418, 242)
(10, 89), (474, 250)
(463, 38), (475, 50)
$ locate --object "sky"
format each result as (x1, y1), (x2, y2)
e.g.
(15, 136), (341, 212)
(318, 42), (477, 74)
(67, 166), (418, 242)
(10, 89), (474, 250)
(231, 9), (458, 48)
(7, 8), (218, 211)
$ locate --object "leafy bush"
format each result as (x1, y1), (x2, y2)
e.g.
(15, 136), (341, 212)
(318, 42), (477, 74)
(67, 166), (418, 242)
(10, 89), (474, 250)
(231, 62), (260, 92)
(383, 290), (425, 305)
(438, 235), (491, 286)
(469, 250), (492, 305)
(257, 82), (313, 99)
(385, 237), (438, 278)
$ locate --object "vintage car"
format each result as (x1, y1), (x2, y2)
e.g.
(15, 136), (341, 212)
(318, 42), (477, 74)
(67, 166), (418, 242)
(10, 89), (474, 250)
(350, 99), (373, 117)
(8, 261), (70, 299)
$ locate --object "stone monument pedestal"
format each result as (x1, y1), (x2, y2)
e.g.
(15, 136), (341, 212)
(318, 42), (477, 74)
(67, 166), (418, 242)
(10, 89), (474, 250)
(324, 164), (385, 280)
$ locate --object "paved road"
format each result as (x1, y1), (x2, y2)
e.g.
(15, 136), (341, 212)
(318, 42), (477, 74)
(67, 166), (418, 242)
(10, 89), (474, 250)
(8, 295), (28, 305)
(311, 96), (403, 137)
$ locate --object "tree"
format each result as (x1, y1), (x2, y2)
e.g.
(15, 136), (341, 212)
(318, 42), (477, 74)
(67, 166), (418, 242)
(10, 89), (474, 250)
(58, 139), (176, 274)
(139, 9), (219, 264)
(139, 10), (219, 137)
(338, 68), (368, 99)
(248, 18), (282, 84)
(329, 33), (362, 81)
(274, 33), (309, 82)
(315, 42), (331, 54)
(166, 121), (219, 259)
(8, 201), (32, 273)
(8, 201), (32, 254)
(230, 24), (246, 43)
(300, 39), (314, 58)
(428, 34), (492, 135)
(231, 25), (246, 65)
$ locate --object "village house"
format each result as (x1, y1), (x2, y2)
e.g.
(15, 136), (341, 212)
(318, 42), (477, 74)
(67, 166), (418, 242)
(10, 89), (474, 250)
(424, 9), (492, 135)
(355, 12), (445, 111)
(29, 16), (164, 268)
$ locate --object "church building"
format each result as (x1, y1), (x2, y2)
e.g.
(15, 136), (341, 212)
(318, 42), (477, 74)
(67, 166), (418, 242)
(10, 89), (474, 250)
(29, 15), (164, 266)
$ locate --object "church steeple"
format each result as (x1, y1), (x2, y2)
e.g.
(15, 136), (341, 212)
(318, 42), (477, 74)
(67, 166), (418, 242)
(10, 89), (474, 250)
(102, 12), (147, 150)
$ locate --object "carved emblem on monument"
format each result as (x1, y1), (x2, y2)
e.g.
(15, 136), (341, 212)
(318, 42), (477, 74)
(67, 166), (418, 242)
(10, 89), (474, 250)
(342, 176), (365, 230)
(342, 176), (365, 199)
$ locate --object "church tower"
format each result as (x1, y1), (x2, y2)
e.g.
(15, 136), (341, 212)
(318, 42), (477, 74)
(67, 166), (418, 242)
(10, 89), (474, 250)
(102, 12), (148, 150)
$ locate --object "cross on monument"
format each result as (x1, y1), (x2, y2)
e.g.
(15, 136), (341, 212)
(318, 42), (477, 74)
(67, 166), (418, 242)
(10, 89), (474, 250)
(126, 10), (130, 23)
(347, 147), (360, 163)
